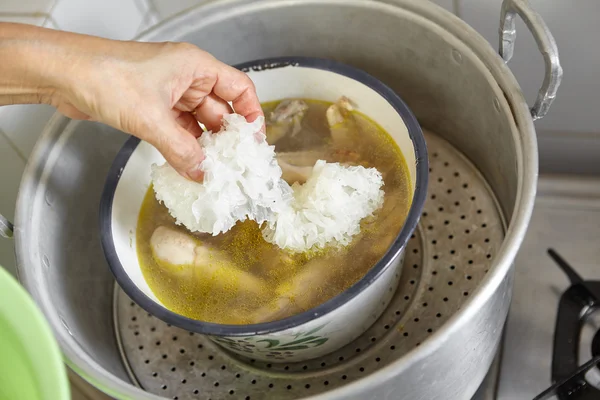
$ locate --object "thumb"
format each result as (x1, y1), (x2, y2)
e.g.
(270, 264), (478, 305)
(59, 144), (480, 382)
(154, 121), (205, 182)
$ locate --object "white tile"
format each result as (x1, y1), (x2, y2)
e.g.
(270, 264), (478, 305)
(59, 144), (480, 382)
(0, 14), (47, 25)
(43, 15), (59, 29)
(0, 12), (59, 28)
(459, 0), (600, 134)
(51, 0), (144, 40)
(0, 0), (55, 14)
(0, 132), (26, 277)
(0, 105), (57, 159)
(136, 9), (160, 36)
(132, 0), (151, 15)
(149, 0), (211, 20)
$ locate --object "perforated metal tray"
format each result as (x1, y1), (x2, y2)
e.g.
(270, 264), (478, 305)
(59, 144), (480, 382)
(114, 131), (504, 400)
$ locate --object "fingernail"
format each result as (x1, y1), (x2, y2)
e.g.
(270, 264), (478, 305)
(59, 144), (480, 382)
(188, 164), (204, 182)
(254, 123), (267, 143)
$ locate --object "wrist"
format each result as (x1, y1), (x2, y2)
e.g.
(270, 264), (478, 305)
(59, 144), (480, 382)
(0, 23), (112, 107)
(0, 23), (59, 105)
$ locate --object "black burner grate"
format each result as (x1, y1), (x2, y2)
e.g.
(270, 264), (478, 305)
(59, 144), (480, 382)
(533, 249), (600, 400)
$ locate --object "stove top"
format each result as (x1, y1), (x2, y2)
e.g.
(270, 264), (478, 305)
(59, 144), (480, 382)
(472, 175), (600, 400)
(534, 249), (600, 400)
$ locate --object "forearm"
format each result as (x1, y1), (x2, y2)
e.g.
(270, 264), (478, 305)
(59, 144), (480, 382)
(0, 23), (68, 105)
(0, 22), (136, 107)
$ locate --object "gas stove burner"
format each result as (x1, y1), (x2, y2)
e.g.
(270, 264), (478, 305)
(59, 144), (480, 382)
(592, 330), (600, 365)
(533, 249), (600, 400)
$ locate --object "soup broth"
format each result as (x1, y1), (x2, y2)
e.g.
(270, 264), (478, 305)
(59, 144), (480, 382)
(136, 98), (412, 324)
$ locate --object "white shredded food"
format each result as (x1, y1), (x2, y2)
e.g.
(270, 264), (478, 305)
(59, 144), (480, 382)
(151, 113), (385, 252)
(263, 160), (384, 252)
(151, 114), (291, 236)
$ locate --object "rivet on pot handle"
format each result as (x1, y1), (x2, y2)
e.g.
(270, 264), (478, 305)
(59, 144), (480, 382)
(499, 0), (563, 120)
(0, 213), (14, 239)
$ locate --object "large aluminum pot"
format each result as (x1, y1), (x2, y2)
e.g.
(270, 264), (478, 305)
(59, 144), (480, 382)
(7, 0), (561, 399)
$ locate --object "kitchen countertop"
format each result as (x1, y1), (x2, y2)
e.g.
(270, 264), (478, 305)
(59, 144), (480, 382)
(473, 174), (600, 399)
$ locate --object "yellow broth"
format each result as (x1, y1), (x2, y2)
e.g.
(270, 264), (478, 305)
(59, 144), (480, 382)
(136, 99), (412, 324)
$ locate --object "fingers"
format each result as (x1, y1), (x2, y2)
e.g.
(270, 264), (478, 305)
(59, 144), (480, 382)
(153, 120), (205, 182)
(193, 93), (233, 132)
(173, 110), (204, 138)
(206, 61), (264, 124)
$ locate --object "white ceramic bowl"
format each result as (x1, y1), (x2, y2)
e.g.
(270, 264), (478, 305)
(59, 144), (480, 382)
(100, 57), (428, 362)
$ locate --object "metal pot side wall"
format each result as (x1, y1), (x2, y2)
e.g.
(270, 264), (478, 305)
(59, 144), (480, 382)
(15, 1), (538, 399)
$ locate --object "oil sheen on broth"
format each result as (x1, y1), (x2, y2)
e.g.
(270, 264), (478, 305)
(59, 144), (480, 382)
(136, 98), (412, 324)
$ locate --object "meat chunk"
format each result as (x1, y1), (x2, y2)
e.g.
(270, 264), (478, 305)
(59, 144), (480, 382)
(325, 96), (354, 126)
(150, 226), (197, 266)
(250, 256), (338, 323)
(326, 96), (359, 148)
(276, 149), (327, 184)
(149, 226), (266, 297)
(270, 99), (309, 124)
(266, 99), (309, 144)
(276, 148), (363, 185)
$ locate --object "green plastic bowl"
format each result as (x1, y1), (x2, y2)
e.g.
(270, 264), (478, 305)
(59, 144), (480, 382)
(0, 266), (70, 400)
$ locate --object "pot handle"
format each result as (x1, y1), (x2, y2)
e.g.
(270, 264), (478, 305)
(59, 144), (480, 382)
(499, 0), (563, 120)
(0, 213), (14, 239)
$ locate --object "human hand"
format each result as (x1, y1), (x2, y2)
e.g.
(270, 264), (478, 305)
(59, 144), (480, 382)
(0, 23), (263, 182)
(55, 41), (264, 181)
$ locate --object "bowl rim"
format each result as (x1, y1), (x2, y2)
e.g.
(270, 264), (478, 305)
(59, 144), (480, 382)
(99, 56), (429, 336)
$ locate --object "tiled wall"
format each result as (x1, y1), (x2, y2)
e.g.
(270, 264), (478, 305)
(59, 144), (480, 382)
(0, 0), (597, 272)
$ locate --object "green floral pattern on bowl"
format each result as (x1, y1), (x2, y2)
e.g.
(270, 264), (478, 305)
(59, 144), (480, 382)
(211, 324), (330, 360)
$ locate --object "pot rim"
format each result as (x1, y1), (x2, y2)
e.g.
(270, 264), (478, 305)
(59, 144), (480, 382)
(98, 55), (428, 336)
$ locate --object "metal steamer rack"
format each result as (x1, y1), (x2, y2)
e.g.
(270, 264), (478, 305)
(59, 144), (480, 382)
(114, 131), (505, 400)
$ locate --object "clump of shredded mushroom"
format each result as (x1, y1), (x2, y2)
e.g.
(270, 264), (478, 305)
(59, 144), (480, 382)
(151, 109), (384, 253)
